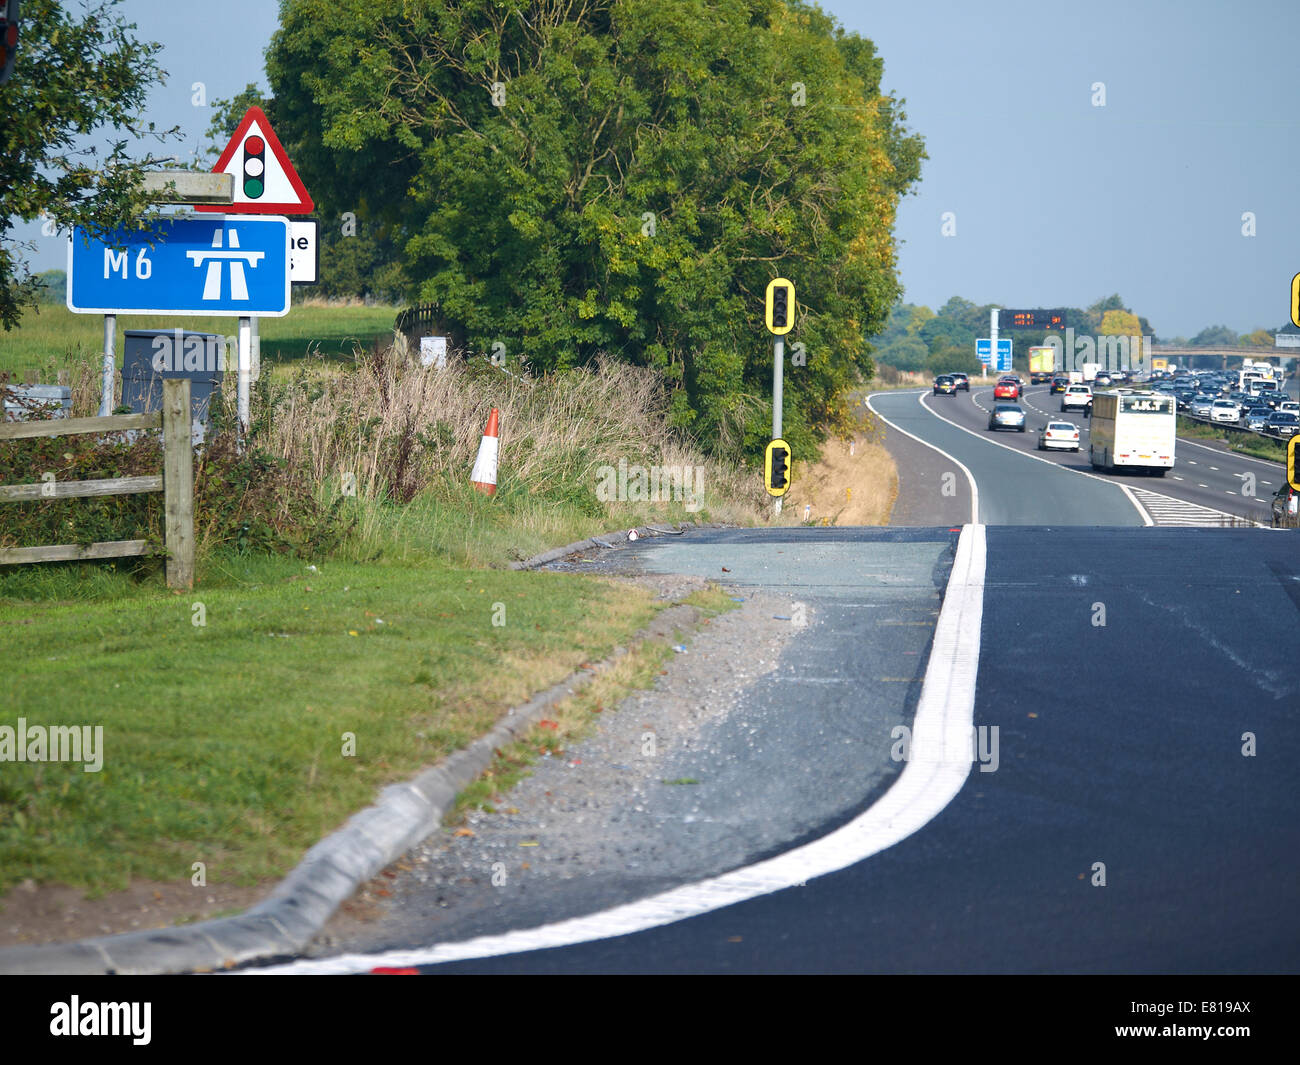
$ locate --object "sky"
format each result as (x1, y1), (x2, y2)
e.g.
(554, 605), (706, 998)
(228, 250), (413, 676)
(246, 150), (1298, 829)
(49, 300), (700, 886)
(10, 0), (1300, 338)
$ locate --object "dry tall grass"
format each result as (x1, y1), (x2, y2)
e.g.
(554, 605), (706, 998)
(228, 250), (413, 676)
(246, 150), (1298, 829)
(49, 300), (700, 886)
(249, 345), (768, 534)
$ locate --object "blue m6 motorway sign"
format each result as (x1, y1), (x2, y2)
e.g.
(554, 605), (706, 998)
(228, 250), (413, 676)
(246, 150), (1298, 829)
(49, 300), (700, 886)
(67, 215), (291, 316)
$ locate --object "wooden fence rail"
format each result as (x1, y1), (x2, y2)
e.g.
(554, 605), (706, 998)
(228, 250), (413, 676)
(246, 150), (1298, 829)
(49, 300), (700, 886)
(0, 378), (194, 589)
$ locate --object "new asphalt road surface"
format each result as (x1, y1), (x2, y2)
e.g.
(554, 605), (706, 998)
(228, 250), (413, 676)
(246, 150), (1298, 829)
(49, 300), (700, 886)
(263, 521), (1299, 974)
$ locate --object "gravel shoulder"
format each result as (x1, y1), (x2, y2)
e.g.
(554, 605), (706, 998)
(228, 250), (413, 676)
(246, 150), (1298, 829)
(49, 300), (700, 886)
(307, 572), (805, 956)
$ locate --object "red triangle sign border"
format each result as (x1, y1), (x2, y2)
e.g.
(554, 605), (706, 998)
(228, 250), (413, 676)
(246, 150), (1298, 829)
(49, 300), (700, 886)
(196, 105), (315, 215)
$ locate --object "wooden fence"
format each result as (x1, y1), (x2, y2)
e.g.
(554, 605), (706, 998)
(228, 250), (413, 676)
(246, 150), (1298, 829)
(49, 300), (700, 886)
(0, 378), (195, 589)
(393, 302), (442, 338)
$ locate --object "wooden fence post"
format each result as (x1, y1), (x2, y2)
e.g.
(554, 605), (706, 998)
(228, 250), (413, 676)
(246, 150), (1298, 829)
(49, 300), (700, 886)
(162, 379), (194, 590)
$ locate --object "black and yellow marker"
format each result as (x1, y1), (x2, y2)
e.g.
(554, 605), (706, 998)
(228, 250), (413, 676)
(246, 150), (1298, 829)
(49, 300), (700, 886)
(765, 438), (791, 496)
(765, 278), (795, 336)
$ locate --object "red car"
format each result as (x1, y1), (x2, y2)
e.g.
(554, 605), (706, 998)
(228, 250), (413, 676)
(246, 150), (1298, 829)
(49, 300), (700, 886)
(994, 379), (1020, 399)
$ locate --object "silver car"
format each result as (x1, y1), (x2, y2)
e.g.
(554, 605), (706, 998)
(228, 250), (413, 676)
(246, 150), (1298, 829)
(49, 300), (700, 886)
(1243, 407), (1271, 432)
(1190, 394), (1217, 418)
(988, 403), (1026, 432)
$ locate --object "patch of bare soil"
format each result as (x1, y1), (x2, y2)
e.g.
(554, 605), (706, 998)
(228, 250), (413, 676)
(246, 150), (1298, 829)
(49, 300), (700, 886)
(0, 878), (271, 949)
(782, 422), (898, 525)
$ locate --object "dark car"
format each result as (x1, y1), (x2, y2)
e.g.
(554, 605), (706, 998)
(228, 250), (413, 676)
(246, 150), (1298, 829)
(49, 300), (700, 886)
(933, 374), (957, 395)
(1050, 375), (1070, 394)
(1263, 412), (1300, 439)
(950, 372), (970, 391)
(1030, 370), (1054, 385)
(1259, 390), (1290, 410)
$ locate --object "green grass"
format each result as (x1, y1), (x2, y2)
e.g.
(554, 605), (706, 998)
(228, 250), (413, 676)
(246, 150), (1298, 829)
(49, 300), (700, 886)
(0, 550), (661, 897)
(0, 302), (399, 378)
(1175, 416), (1288, 463)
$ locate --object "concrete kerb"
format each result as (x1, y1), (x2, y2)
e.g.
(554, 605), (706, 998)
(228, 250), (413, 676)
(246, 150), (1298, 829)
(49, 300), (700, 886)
(0, 591), (703, 975)
(509, 520), (728, 570)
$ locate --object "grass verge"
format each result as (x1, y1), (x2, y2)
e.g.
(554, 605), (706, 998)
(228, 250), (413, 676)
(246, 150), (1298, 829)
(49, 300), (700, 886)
(0, 552), (662, 898)
(0, 302), (399, 378)
(1175, 416), (1288, 463)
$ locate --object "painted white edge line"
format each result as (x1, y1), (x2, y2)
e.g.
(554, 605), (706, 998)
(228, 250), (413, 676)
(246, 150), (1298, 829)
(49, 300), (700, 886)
(245, 527), (987, 975)
(1176, 435), (1284, 469)
(1117, 485), (1155, 526)
(865, 391), (979, 524)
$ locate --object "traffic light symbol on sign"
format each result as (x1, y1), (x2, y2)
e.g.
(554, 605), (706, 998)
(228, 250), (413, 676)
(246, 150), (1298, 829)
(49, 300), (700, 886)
(765, 438), (791, 496)
(765, 278), (795, 335)
(243, 136), (266, 199)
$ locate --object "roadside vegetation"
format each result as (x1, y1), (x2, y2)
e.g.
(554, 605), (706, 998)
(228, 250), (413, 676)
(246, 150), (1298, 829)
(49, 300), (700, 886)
(0, 328), (772, 898)
(1175, 416), (1288, 464)
(0, 300), (398, 379)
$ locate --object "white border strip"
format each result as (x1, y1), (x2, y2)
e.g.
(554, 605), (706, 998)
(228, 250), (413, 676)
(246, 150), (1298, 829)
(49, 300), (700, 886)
(866, 391), (980, 524)
(247, 526), (988, 975)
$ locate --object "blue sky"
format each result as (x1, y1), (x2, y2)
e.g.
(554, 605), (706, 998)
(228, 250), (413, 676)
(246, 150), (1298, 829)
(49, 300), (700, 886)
(12, 0), (1300, 337)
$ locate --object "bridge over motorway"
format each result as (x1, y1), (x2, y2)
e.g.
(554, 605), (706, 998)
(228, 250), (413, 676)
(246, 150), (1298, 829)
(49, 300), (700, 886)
(1149, 345), (1299, 371)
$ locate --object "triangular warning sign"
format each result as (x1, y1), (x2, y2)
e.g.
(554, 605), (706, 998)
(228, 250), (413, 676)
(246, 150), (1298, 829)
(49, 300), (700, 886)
(196, 106), (314, 215)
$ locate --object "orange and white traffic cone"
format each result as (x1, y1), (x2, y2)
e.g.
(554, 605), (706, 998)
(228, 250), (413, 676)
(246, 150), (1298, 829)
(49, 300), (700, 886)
(470, 407), (499, 495)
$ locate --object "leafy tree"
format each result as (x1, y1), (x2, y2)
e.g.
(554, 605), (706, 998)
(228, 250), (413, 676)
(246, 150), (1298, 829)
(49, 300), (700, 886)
(202, 84), (268, 167)
(35, 269), (66, 304)
(876, 335), (927, 371)
(0, 0), (177, 329)
(1099, 309), (1141, 337)
(926, 346), (978, 377)
(919, 315), (974, 354)
(266, 0), (924, 456)
(1191, 324), (1238, 348)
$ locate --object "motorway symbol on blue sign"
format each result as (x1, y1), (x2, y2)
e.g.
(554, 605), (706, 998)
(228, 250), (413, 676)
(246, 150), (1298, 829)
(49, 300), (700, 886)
(67, 216), (291, 317)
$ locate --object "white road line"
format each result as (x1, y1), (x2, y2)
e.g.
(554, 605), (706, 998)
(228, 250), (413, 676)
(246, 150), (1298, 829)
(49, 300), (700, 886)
(1177, 435), (1286, 469)
(916, 391), (1151, 524)
(1126, 487), (1261, 527)
(1118, 485), (1155, 526)
(916, 390), (1268, 528)
(245, 528), (990, 975)
(866, 392), (980, 524)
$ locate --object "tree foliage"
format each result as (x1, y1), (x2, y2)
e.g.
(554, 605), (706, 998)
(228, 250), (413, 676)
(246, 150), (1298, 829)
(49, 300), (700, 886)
(1190, 324), (1238, 348)
(0, 0), (177, 329)
(266, 0), (924, 455)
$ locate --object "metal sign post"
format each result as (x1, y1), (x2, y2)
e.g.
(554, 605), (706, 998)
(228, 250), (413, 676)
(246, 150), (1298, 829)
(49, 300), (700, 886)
(99, 314), (116, 416)
(238, 316), (252, 432)
(772, 336), (784, 516)
(763, 278), (796, 516)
